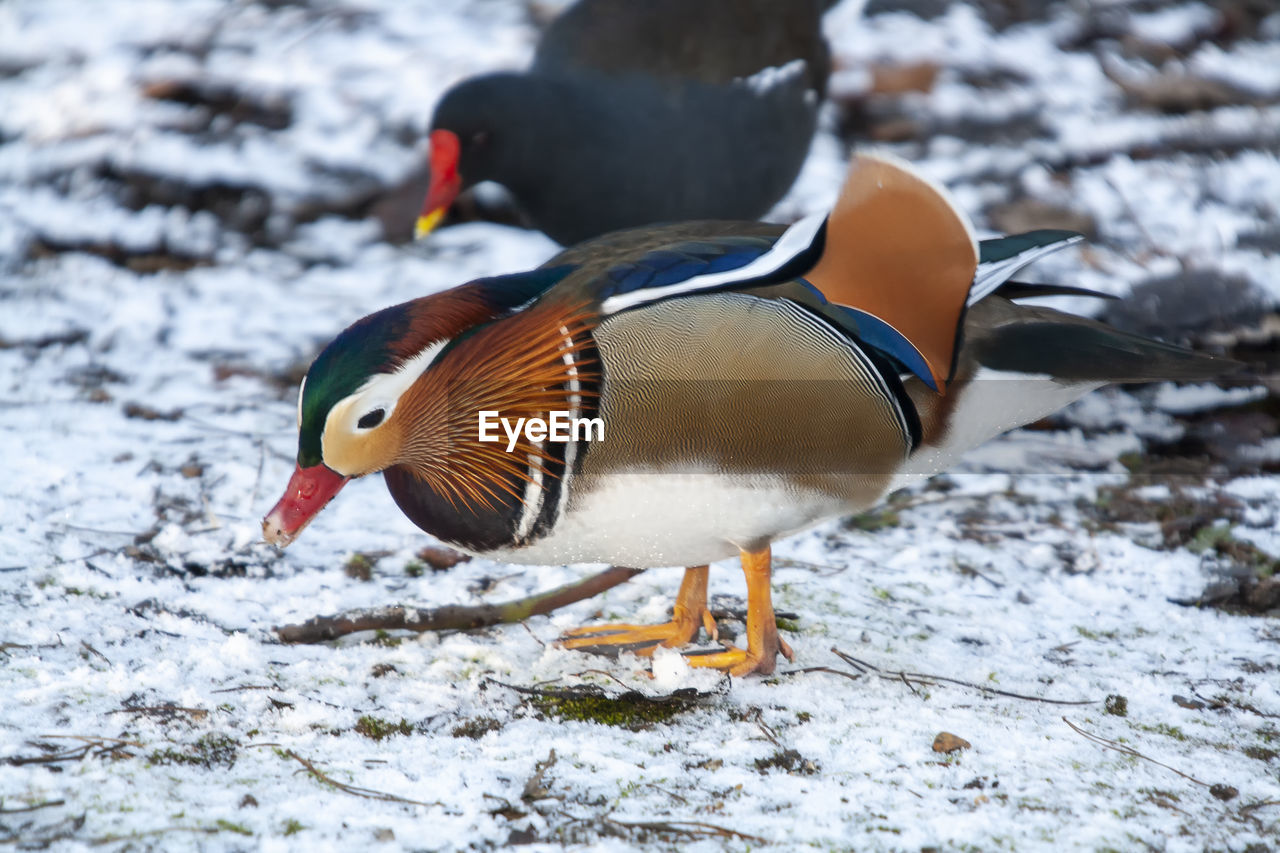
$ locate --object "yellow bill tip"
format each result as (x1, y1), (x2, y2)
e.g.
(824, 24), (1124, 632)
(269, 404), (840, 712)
(415, 208), (444, 241)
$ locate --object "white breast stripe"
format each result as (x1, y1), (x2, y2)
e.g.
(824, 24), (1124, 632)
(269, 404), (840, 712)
(552, 324), (580, 530)
(514, 445), (545, 542)
(600, 212), (827, 315)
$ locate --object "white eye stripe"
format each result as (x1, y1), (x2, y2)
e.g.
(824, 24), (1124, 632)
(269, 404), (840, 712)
(325, 338), (450, 441)
(351, 340), (448, 404)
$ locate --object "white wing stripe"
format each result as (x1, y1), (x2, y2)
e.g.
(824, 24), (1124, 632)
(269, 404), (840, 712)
(968, 235), (1084, 306)
(599, 212), (827, 315)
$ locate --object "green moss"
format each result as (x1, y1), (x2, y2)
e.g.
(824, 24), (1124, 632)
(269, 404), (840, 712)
(1189, 524), (1234, 553)
(775, 617), (801, 633)
(283, 819), (305, 836)
(1104, 695), (1128, 717)
(1134, 722), (1187, 741)
(1137, 787), (1181, 802)
(372, 630), (403, 648)
(527, 689), (699, 731)
(215, 819), (252, 836)
(354, 715), (413, 741)
(149, 733), (238, 770)
(451, 717), (503, 740)
(403, 560), (426, 578)
(845, 509), (901, 533)
(1243, 745), (1277, 762)
(344, 552), (375, 581)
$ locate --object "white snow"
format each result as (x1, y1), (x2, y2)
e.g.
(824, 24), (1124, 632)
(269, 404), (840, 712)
(1, 1), (1277, 851)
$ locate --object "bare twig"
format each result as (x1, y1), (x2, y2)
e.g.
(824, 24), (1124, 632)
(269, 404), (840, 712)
(38, 735), (143, 746)
(568, 669), (631, 690)
(1240, 800), (1280, 818)
(601, 817), (768, 844)
(752, 709), (782, 749)
(282, 750), (443, 808)
(643, 783), (689, 805)
(788, 665), (863, 682)
(275, 566), (643, 644)
(7, 735), (142, 766)
(80, 641), (109, 664)
(522, 749), (558, 802)
(110, 705), (209, 722)
(1061, 717), (1210, 787)
(88, 826), (225, 845)
(814, 648), (1096, 706)
(0, 800), (65, 814)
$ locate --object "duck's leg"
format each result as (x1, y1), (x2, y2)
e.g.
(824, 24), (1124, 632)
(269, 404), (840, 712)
(683, 545), (793, 676)
(559, 565), (717, 655)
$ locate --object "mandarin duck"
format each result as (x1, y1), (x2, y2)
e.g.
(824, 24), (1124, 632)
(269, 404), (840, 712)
(411, 0), (831, 245)
(265, 154), (1230, 676)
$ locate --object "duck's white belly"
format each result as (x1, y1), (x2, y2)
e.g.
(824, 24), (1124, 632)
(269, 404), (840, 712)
(488, 470), (864, 568)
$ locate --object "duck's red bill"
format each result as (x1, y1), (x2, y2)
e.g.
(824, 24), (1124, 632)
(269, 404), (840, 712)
(262, 463), (349, 548)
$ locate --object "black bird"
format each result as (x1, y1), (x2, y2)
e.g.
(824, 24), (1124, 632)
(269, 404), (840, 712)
(412, 0), (832, 246)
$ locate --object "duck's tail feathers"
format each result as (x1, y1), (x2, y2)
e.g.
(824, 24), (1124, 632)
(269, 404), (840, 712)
(974, 309), (1239, 383)
(972, 231), (1084, 306)
(996, 280), (1118, 301)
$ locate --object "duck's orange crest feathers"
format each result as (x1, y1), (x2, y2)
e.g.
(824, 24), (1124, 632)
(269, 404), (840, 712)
(807, 154), (979, 392)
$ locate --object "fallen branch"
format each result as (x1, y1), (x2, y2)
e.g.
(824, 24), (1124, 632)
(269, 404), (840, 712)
(275, 566), (643, 644)
(282, 750), (443, 808)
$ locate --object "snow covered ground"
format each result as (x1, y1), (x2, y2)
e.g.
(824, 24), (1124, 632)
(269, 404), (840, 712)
(2, 0), (1279, 850)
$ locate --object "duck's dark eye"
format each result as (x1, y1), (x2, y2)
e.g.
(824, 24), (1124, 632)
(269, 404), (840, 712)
(357, 408), (385, 430)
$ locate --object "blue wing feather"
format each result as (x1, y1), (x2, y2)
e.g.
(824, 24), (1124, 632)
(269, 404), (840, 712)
(791, 279), (938, 391)
(599, 241), (771, 298)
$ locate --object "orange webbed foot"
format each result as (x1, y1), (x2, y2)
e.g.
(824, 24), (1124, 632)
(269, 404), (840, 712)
(677, 545), (794, 677)
(557, 566), (713, 657)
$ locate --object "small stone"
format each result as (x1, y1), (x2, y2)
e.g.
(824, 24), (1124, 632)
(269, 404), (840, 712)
(417, 546), (471, 571)
(1209, 783), (1238, 801)
(506, 827), (538, 845)
(932, 732), (971, 753)
(1172, 695), (1205, 710)
(374, 828), (395, 841)
(239, 794), (258, 808)
(1247, 577), (1280, 612)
